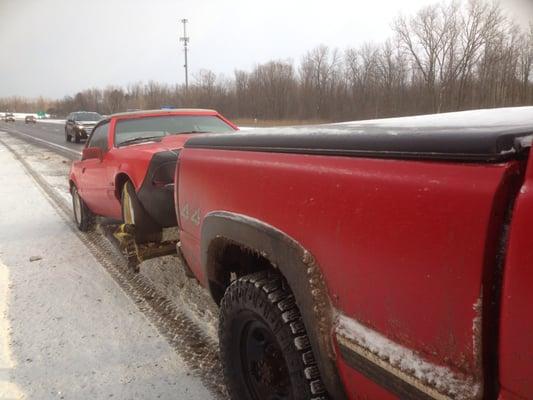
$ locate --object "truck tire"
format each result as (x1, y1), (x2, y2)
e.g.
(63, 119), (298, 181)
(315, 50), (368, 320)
(219, 270), (328, 400)
(71, 185), (94, 231)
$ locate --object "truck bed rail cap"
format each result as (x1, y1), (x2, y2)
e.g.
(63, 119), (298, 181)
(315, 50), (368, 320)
(185, 106), (533, 162)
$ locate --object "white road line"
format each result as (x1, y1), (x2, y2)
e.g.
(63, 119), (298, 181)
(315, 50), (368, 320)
(8, 129), (81, 156)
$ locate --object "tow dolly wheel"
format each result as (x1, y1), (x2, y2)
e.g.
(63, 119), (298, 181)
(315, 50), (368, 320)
(113, 223), (141, 272)
(121, 181), (137, 226)
(121, 181), (162, 244)
(71, 185), (94, 232)
(219, 270), (328, 400)
(118, 181), (163, 272)
(119, 181), (140, 271)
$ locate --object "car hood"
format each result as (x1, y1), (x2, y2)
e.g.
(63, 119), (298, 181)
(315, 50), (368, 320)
(118, 133), (209, 154)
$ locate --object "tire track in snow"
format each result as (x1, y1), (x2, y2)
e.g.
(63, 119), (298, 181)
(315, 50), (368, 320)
(0, 137), (228, 399)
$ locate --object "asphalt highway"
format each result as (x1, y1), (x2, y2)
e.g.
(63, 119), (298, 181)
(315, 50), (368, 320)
(0, 120), (83, 160)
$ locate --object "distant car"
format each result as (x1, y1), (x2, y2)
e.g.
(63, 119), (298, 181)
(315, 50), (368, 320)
(68, 109), (238, 241)
(4, 113), (15, 122)
(65, 111), (102, 143)
(25, 115), (37, 124)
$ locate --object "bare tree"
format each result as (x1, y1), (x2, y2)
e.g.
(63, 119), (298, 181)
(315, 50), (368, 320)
(299, 45), (342, 118)
(3, 0), (532, 122)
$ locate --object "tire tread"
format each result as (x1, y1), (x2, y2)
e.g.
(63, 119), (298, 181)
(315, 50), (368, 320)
(219, 270), (328, 399)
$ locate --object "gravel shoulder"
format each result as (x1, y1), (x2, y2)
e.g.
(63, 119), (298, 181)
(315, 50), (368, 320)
(0, 133), (216, 400)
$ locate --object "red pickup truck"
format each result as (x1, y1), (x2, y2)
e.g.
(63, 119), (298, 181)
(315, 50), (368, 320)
(174, 107), (533, 400)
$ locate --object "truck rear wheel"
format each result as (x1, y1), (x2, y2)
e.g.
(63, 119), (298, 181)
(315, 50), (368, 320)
(219, 270), (327, 400)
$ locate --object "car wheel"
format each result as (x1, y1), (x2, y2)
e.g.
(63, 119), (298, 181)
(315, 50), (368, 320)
(219, 270), (328, 400)
(121, 181), (137, 225)
(121, 181), (162, 244)
(71, 185), (94, 231)
(65, 128), (72, 142)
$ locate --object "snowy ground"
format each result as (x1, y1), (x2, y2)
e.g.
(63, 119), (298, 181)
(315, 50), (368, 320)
(38, 119), (66, 125)
(2, 113), (51, 121)
(0, 131), (222, 400)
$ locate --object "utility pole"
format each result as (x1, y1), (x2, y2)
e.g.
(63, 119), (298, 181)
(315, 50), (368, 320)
(179, 19), (189, 91)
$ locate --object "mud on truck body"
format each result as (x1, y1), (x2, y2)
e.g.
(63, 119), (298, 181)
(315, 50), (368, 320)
(174, 107), (533, 400)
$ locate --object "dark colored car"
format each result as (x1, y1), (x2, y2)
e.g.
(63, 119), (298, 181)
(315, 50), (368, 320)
(4, 113), (15, 122)
(25, 115), (37, 124)
(65, 111), (102, 143)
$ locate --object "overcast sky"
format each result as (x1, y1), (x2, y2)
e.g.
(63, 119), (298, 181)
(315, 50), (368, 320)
(0, 0), (530, 99)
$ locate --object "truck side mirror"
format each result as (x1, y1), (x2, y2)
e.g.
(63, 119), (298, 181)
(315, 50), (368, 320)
(82, 147), (103, 161)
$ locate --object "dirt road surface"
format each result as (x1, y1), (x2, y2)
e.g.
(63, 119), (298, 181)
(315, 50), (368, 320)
(0, 133), (217, 399)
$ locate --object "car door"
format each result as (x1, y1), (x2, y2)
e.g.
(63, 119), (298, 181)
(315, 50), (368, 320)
(77, 121), (111, 216)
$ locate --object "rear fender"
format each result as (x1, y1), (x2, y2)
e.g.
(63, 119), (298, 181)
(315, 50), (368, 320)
(201, 211), (347, 400)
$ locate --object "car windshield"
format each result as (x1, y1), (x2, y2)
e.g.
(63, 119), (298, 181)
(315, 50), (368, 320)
(115, 115), (235, 146)
(75, 112), (101, 121)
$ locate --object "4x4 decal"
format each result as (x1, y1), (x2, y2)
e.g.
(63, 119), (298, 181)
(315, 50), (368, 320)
(181, 203), (200, 226)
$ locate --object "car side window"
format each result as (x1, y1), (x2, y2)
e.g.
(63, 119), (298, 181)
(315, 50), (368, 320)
(87, 122), (110, 152)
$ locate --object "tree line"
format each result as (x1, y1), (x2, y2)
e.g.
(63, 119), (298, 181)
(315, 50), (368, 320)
(2, 0), (532, 122)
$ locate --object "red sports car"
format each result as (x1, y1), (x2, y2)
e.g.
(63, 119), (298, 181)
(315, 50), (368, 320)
(69, 109), (237, 240)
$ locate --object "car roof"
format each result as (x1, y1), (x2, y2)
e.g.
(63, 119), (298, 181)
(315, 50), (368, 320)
(71, 111), (101, 118)
(111, 108), (218, 120)
(185, 106), (533, 163)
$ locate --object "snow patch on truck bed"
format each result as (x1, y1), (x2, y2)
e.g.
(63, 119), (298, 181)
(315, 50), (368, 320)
(213, 107), (533, 140)
(334, 106), (533, 130)
(336, 313), (481, 400)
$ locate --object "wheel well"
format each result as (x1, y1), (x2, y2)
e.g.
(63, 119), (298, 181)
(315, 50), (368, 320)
(200, 212), (347, 399)
(207, 238), (276, 304)
(115, 173), (131, 200)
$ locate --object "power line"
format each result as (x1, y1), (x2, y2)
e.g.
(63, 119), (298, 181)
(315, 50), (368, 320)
(179, 19), (189, 91)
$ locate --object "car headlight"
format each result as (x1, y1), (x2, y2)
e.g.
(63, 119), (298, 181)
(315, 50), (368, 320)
(76, 124), (84, 130)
